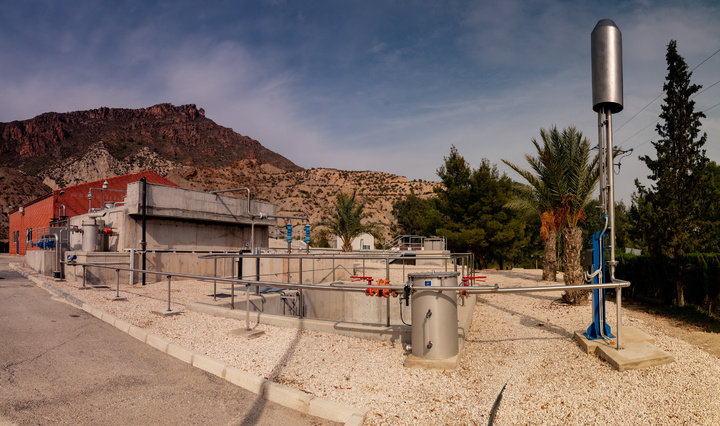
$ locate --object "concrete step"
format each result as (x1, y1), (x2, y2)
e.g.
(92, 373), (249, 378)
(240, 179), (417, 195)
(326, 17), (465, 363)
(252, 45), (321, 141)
(574, 327), (674, 371)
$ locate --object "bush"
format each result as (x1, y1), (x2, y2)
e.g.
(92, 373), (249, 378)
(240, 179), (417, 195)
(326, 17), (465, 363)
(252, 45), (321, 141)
(616, 252), (720, 311)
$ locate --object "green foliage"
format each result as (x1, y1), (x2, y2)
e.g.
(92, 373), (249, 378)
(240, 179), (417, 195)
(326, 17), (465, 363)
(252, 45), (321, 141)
(317, 190), (378, 252)
(616, 253), (720, 313)
(631, 40), (710, 305)
(582, 199), (632, 249)
(393, 146), (529, 269)
(698, 161), (720, 252)
(391, 193), (444, 237)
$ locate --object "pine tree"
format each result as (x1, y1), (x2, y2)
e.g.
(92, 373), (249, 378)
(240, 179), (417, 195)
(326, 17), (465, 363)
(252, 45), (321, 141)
(634, 40), (708, 306)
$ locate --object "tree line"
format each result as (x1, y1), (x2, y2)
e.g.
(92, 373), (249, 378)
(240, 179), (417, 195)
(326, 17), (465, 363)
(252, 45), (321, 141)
(316, 40), (719, 308)
(390, 39), (720, 307)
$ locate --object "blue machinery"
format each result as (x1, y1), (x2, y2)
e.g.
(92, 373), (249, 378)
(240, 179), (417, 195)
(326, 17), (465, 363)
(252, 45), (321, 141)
(586, 19), (630, 348)
(586, 217), (614, 342)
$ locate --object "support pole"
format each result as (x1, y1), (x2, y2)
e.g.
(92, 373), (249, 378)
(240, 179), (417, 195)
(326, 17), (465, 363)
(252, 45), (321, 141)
(245, 284), (251, 331)
(617, 287), (623, 350)
(299, 258), (304, 319)
(140, 177), (147, 286)
(213, 257), (217, 301)
(607, 111), (617, 278)
(167, 275), (172, 312)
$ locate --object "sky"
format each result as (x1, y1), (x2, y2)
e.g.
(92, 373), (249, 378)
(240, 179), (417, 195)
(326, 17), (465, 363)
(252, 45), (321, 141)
(1, 0), (719, 204)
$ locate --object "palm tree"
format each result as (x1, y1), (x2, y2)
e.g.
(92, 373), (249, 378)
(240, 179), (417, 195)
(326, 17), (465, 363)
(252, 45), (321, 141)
(504, 126), (599, 303)
(318, 190), (378, 252)
(554, 126), (599, 303)
(503, 129), (565, 282)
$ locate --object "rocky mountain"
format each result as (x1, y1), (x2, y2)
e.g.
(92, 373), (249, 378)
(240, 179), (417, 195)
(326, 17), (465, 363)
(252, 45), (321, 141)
(167, 160), (436, 242)
(0, 103), (299, 186)
(0, 168), (51, 239)
(0, 103), (437, 243)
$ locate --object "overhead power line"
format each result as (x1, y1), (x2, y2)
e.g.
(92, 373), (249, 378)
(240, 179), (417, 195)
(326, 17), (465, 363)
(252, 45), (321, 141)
(613, 46), (720, 136)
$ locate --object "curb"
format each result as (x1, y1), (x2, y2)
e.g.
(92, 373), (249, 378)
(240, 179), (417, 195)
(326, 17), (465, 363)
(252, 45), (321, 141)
(10, 264), (366, 426)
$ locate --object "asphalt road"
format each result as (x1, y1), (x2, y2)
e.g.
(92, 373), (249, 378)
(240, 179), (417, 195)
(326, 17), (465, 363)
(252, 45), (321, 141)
(0, 254), (335, 426)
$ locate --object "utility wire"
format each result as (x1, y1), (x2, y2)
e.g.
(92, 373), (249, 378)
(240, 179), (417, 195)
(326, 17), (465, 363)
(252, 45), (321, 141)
(692, 77), (720, 99)
(612, 46), (720, 135)
(623, 102), (720, 152)
(690, 47), (720, 72)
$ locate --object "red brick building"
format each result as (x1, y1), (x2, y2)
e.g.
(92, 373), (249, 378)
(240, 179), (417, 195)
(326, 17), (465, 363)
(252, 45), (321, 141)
(8, 171), (177, 255)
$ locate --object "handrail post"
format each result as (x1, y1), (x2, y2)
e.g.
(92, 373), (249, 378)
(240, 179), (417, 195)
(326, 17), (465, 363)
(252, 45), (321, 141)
(213, 257), (217, 301)
(616, 286), (623, 350)
(116, 269), (121, 298)
(82, 265), (86, 287)
(167, 275), (172, 312)
(245, 283), (251, 331)
(386, 259), (391, 327)
(298, 259), (304, 319)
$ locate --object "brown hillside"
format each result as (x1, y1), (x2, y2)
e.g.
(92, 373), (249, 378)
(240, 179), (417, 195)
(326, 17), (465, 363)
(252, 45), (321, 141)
(0, 104), (439, 243)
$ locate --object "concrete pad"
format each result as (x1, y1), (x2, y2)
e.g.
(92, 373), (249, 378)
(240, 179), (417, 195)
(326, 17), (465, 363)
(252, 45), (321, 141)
(105, 295), (127, 301)
(228, 328), (265, 339)
(199, 299), (233, 308)
(574, 326), (655, 354)
(192, 353), (226, 378)
(151, 309), (182, 317)
(597, 341), (674, 371)
(404, 353), (460, 371)
(574, 327), (673, 371)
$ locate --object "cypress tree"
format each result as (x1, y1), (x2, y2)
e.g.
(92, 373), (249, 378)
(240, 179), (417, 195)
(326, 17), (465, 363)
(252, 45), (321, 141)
(634, 40), (708, 306)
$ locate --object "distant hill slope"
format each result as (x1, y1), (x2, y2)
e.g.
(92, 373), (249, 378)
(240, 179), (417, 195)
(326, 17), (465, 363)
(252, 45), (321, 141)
(0, 103), (438, 242)
(0, 103), (300, 186)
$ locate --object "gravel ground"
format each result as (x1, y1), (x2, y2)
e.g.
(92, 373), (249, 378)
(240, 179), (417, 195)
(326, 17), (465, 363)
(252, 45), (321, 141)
(37, 267), (720, 425)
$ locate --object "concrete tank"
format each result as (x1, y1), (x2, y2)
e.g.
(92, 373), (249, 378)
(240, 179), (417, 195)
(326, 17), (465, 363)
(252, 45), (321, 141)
(82, 222), (99, 252)
(409, 272), (459, 360)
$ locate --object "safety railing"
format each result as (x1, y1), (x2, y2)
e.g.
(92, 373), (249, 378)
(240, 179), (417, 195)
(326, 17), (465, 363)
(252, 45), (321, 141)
(63, 259), (630, 350)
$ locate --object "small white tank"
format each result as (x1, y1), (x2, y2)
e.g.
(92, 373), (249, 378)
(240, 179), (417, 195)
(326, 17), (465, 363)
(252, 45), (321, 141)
(82, 222), (99, 252)
(409, 272), (459, 360)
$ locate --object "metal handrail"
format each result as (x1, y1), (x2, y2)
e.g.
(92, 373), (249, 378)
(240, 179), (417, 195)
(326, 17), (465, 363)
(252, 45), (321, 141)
(66, 260), (630, 350)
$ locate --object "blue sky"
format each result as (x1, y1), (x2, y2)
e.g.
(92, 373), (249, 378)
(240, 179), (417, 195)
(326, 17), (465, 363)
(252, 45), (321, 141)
(1, 1), (719, 204)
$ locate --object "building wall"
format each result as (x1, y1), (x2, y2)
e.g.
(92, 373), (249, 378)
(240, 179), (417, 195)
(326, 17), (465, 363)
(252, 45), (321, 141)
(334, 232), (375, 251)
(8, 195), (54, 255)
(8, 171), (177, 256)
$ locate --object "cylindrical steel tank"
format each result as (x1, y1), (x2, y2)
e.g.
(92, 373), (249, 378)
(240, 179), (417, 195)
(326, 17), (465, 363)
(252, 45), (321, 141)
(82, 222), (99, 252)
(409, 272), (459, 360)
(591, 19), (623, 113)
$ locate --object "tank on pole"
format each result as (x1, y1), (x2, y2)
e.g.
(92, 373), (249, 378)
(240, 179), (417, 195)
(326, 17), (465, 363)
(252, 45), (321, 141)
(586, 19), (624, 344)
(591, 18), (623, 279)
(592, 19), (623, 114)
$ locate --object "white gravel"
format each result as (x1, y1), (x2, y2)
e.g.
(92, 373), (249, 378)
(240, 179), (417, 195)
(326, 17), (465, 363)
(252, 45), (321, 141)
(41, 268), (720, 425)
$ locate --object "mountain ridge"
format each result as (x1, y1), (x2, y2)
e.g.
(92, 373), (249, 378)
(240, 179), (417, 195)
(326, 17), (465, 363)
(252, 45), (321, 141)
(0, 103), (437, 242)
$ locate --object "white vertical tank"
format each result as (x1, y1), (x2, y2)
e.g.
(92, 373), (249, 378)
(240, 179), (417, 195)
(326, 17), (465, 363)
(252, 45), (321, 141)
(409, 272), (459, 360)
(82, 222), (99, 252)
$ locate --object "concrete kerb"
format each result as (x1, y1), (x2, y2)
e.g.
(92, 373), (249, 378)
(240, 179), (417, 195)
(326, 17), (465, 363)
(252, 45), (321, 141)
(9, 263), (367, 425)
